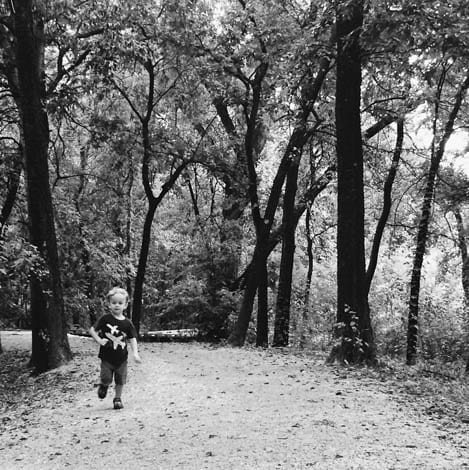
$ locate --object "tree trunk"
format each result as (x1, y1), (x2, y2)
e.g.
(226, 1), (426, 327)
(334, 0), (374, 364)
(228, 130), (306, 346)
(0, 145), (22, 236)
(131, 200), (157, 334)
(232, 109), (394, 345)
(14, 0), (72, 372)
(230, 165), (335, 345)
(229, 250), (264, 346)
(407, 162), (440, 365)
(365, 118), (404, 294)
(407, 72), (469, 365)
(229, 116), (398, 347)
(256, 259), (269, 347)
(272, 150), (301, 347)
(298, 206), (314, 348)
(114, 60), (188, 335)
(124, 155), (135, 300)
(227, 27), (336, 347)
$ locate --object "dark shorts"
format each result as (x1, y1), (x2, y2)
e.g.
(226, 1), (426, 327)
(100, 360), (128, 386)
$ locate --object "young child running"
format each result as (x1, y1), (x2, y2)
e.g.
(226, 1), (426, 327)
(90, 287), (141, 409)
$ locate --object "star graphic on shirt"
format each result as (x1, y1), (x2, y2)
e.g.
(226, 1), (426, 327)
(104, 331), (126, 350)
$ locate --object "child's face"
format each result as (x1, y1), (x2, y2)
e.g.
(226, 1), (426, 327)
(108, 293), (128, 316)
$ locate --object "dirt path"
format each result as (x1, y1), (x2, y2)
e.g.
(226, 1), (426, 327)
(1, 332), (468, 469)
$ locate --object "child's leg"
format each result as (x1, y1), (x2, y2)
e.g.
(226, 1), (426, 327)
(98, 361), (113, 399)
(115, 384), (124, 399)
(113, 361), (128, 409)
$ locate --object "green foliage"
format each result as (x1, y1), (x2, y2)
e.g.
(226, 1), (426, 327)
(420, 291), (467, 363)
(331, 306), (370, 364)
(1, 0), (469, 369)
(0, 234), (46, 328)
(136, 211), (242, 341)
(156, 282), (238, 342)
(370, 243), (468, 363)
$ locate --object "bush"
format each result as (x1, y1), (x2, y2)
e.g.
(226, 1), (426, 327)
(0, 236), (45, 329)
(144, 276), (239, 342)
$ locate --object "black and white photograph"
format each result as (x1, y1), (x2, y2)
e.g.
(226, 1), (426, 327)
(1, 0), (468, 468)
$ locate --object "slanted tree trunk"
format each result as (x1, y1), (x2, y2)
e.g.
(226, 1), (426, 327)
(256, 260), (269, 347)
(14, 0), (72, 372)
(0, 145), (22, 236)
(232, 164), (335, 319)
(231, 108), (400, 348)
(365, 118), (404, 294)
(272, 150), (302, 347)
(228, 38), (335, 346)
(227, 55), (270, 346)
(407, 71), (469, 365)
(333, 0), (374, 364)
(228, 127), (308, 346)
(227, 18), (338, 347)
(230, 246), (266, 346)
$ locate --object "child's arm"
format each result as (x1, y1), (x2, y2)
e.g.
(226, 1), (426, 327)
(129, 338), (141, 362)
(89, 326), (108, 347)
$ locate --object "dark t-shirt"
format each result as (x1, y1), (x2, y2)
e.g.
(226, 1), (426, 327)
(93, 313), (137, 367)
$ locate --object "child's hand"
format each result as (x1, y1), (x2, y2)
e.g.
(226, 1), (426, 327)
(100, 338), (109, 347)
(134, 353), (142, 363)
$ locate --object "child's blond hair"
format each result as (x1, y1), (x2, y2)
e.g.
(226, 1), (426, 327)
(106, 287), (129, 303)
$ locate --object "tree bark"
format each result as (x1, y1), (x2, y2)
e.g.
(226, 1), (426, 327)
(0, 145), (22, 236)
(227, 58), (270, 345)
(365, 118), (404, 294)
(272, 150), (301, 347)
(230, 247), (265, 346)
(231, 110), (395, 346)
(132, 199), (157, 334)
(227, 25), (336, 347)
(130, 114), (154, 335)
(256, 260), (269, 347)
(228, 128), (310, 346)
(131, 125), (188, 333)
(14, 0), (72, 372)
(228, 47), (335, 346)
(407, 71), (469, 365)
(123, 153), (135, 303)
(334, 0), (374, 364)
(298, 206), (314, 348)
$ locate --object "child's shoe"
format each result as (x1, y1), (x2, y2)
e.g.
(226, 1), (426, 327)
(113, 398), (123, 409)
(97, 384), (108, 399)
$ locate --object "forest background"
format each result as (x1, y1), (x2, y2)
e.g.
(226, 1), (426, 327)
(1, 0), (469, 375)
